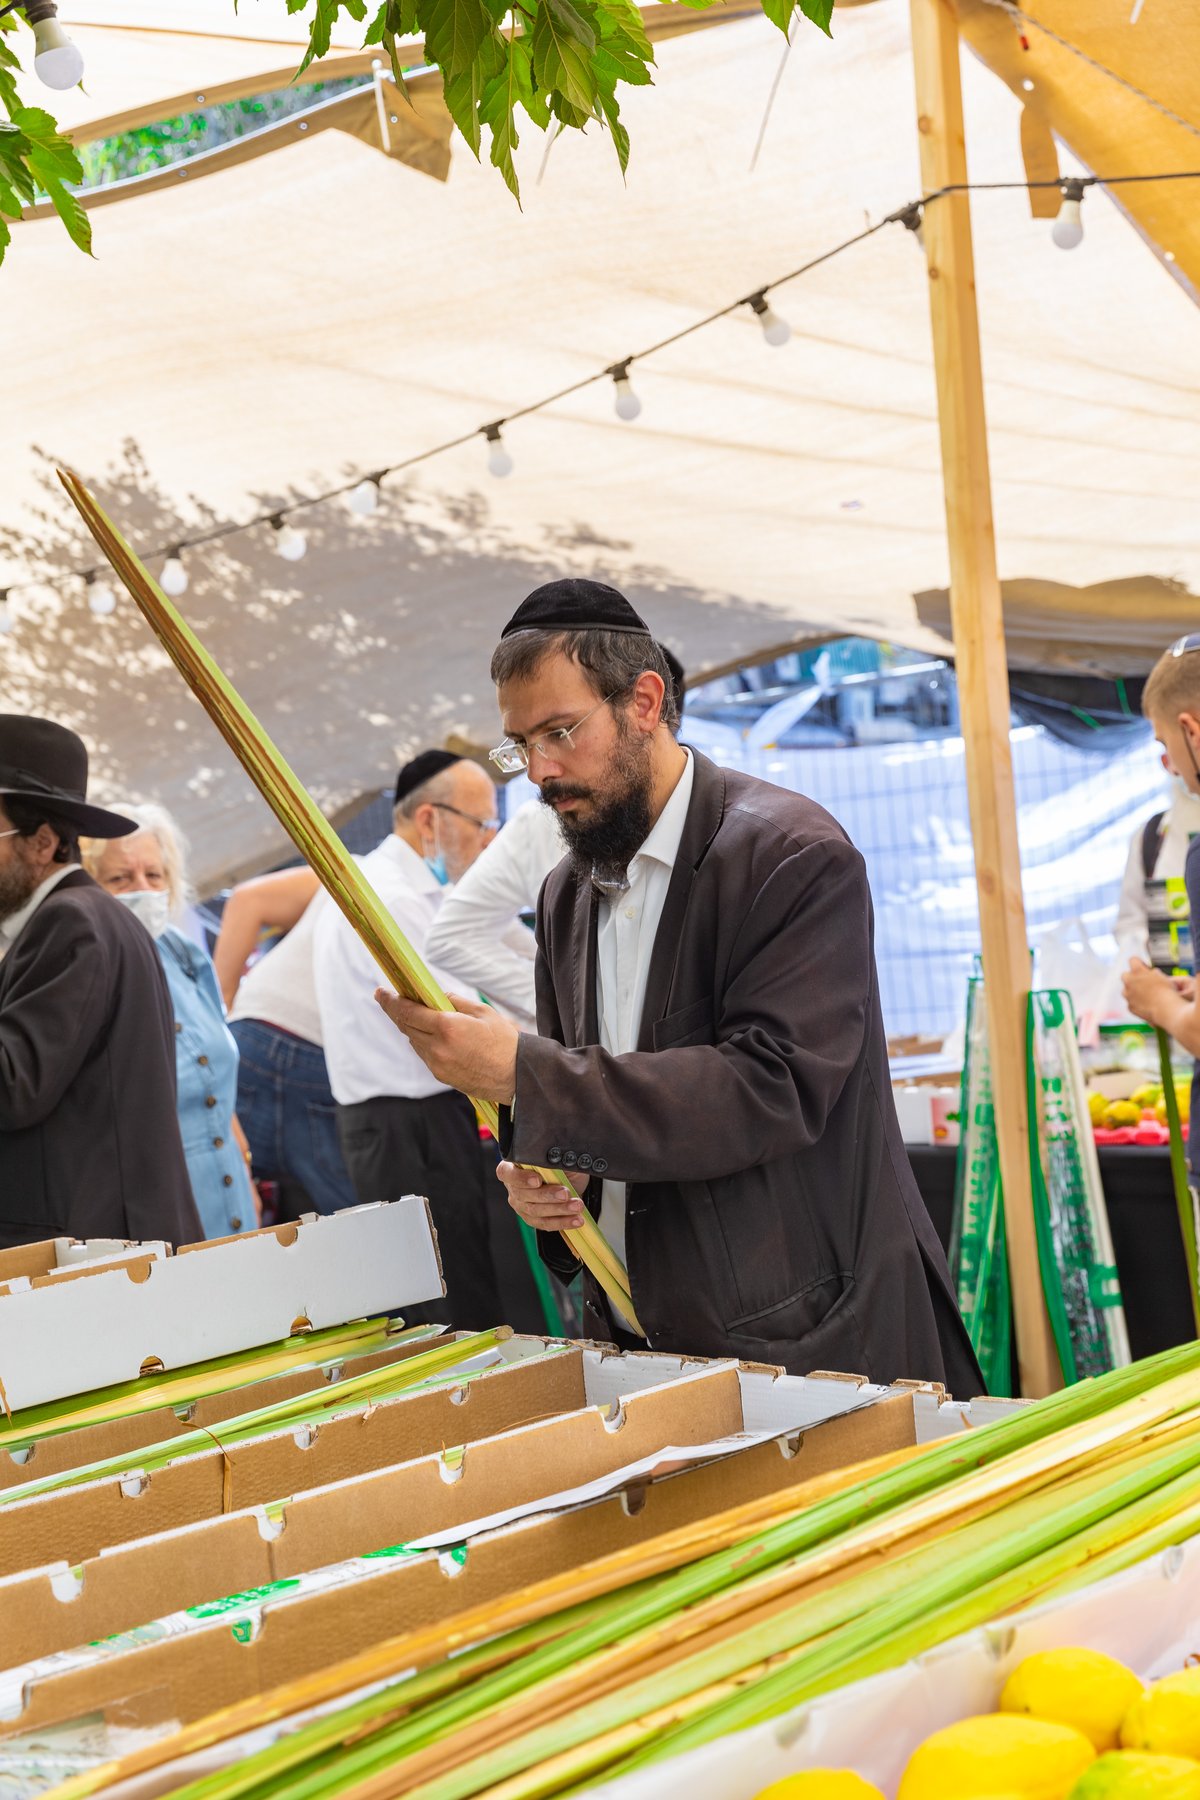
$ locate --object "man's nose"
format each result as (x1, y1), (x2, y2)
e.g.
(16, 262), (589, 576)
(530, 753), (566, 784)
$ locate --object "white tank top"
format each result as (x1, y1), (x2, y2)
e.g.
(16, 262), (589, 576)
(226, 892), (325, 1046)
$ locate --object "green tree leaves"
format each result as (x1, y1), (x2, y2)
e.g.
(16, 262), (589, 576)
(0, 0), (834, 264)
(0, 24), (91, 266)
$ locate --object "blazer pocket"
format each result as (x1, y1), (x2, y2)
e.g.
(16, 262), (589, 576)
(727, 1271), (854, 1339)
(652, 995), (715, 1050)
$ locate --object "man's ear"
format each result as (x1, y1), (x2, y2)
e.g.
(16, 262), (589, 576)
(29, 823), (61, 868)
(631, 670), (667, 734)
(409, 801), (437, 841)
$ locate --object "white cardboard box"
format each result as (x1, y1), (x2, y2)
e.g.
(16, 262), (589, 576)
(0, 1200), (443, 1412)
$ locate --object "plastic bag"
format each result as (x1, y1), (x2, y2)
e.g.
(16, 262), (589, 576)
(1034, 917), (1123, 1045)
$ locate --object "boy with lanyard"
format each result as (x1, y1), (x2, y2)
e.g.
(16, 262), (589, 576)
(1123, 634), (1200, 1195)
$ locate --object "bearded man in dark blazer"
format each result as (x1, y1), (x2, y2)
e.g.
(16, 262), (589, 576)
(377, 584), (982, 1393)
(0, 716), (201, 1248)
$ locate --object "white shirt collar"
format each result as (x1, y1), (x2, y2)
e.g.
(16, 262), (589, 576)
(629, 749), (694, 878)
(0, 862), (81, 955)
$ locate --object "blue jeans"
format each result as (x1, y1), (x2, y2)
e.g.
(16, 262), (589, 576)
(230, 1020), (358, 1214)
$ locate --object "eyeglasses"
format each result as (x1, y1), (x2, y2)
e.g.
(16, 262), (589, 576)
(1170, 634), (1200, 658)
(431, 802), (499, 836)
(489, 691), (623, 776)
(0, 829), (18, 841)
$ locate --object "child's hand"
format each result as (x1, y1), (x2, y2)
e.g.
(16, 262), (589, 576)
(1123, 957), (1177, 1026)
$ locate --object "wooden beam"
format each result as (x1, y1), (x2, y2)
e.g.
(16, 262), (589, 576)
(909, 0), (1062, 1397)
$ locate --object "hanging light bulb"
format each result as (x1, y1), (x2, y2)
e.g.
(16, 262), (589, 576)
(609, 360), (642, 421)
(25, 1), (85, 89)
(0, 592), (13, 636)
(1052, 177), (1086, 250)
(483, 424), (513, 479)
(348, 476), (382, 517)
(160, 550), (189, 597)
(87, 575), (117, 617)
(747, 292), (791, 348)
(271, 515), (308, 562)
(897, 201), (925, 250)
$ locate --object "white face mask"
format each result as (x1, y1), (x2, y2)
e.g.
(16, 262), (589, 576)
(116, 888), (171, 939)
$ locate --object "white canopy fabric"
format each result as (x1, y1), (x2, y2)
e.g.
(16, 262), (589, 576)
(3, 3), (1198, 890)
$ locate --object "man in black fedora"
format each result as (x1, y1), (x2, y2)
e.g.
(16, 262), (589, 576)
(0, 715), (201, 1248)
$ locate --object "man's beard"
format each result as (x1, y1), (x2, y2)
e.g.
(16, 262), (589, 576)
(540, 725), (654, 887)
(0, 855), (40, 925)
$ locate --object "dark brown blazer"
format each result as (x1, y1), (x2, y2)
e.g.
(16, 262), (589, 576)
(0, 870), (202, 1248)
(510, 751), (983, 1393)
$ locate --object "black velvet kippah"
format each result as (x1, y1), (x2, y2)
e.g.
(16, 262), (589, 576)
(394, 748), (461, 807)
(500, 578), (651, 640)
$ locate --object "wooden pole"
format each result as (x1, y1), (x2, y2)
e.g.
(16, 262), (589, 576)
(909, 0), (1062, 1397)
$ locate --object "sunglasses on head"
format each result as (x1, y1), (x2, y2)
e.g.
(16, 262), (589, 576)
(1169, 634), (1200, 658)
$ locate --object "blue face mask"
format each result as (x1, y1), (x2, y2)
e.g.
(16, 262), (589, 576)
(424, 818), (449, 886)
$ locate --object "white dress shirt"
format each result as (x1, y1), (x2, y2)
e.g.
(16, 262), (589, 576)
(313, 835), (460, 1106)
(228, 889), (327, 1045)
(1115, 788), (1200, 959)
(595, 750), (695, 1330)
(424, 800), (564, 1029)
(0, 862), (81, 958)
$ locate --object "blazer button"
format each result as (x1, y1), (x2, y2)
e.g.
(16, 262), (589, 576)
(175, 1022), (183, 1034)
(592, 1157), (609, 1175)
(547, 1147), (563, 1165)
(213, 1136), (225, 1149)
(577, 1153), (593, 1170)
(561, 1150), (578, 1170)
(205, 1095), (218, 1108)
(197, 1054), (209, 1066)
(223, 1174), (233, 1187)
(230, 1217), (242, 1231)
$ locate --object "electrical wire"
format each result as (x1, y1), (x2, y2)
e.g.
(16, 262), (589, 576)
(5, 166), (1199, 606)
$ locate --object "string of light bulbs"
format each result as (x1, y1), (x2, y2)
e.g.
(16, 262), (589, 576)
(1, 165), (1197, 633)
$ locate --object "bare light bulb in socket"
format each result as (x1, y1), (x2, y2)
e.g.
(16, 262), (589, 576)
(87, 576), (117, 617)
(484, 424), (513, 479)
(160, 553), (189, 597)
(348, 477), (381, 517)
(748, 292), (790, 347)
(610, 363), (642, 421)
(272, 517), (308, 562)
(898, 202), (925, 251)
(27, 4), (84, 89)
(1052, 179), (1086, 250)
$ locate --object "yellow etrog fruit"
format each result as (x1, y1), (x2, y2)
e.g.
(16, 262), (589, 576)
(1000, 1648), (1145, 1751)
(1069, 1750), (1200, 1797)
(751, 1776), (884, 1800)
(1105, 1101), (1142, 1129)
(1122, 1670), (1200, 1758)
(898, 1713), (1095, 1799)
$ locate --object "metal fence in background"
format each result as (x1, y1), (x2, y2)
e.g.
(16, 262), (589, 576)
(681, 723), (1165, 1038)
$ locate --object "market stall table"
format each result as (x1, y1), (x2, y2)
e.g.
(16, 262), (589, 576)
(908, 1143), (1197, 1363)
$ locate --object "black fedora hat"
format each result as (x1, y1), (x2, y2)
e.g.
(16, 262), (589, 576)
(0, 716), (137, 839)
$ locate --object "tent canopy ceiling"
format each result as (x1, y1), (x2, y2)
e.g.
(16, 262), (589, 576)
(3, 4), (1197, 891)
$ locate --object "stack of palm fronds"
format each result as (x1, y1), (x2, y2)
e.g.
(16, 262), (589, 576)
(0, 1328), (519, 1508)
(0, 1317), (432, 1461)
(59, 470), (640, 1333)
(46, 1339), (1200, 1800)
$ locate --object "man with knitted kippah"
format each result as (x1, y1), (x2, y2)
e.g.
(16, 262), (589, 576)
(377, 582), (982, 1390)
(313, 749), (506, 1327)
